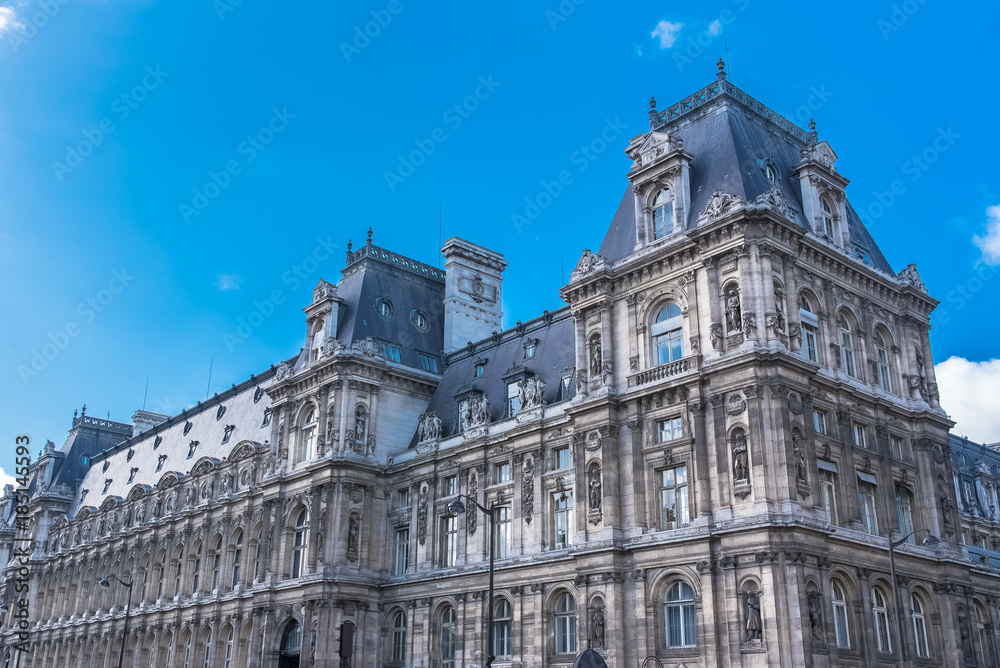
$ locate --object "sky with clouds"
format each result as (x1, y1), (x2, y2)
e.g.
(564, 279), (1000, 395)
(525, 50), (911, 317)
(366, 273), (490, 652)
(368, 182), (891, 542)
(1, 0), (999, 481)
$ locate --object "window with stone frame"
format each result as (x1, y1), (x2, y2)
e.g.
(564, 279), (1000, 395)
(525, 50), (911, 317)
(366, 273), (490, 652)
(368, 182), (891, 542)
(657, 417), (683, 443)
(820, 195), (836, 240)
(394, 527), (409, 575)
(554, 592), (578, 654)
(664, 581), (697, 648)
(553, 492), (573, 549)
(439, 515), (458, 568)
(799, 293), (820, 363)
(838, 313), (857, 378)
(858, 476), (879, 536)
(658, 465), (690, 531)
(896, 485), (915, 543)
(831, 579), (851, 649)
(651, 188), (675, 240)
(875, 330), (894, 393)
(651, 301), (684, 365)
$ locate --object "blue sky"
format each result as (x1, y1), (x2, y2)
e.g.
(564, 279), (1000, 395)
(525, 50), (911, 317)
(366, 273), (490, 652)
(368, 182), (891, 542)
(2, 0), (1000, 481)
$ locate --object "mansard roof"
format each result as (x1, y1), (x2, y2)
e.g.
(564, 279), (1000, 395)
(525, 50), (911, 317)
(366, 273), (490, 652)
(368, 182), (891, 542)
(412, 307), (575, 446)
(70, 368), (276, 518)
(598, 76), (893, 275)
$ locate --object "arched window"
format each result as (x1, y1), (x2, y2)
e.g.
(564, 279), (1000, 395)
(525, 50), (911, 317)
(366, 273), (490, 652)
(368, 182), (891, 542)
(664, 581), (696, 648)
(297, 408), (317, 463)
(201, 631), (212, 668)
(896, 486), (914, 543)
(391, 611), (407, 664)
(440, 605), (458, 668)
(494, 599), (513, 657)
(156, 553), (166, 600)
(875, 332), (893, 393)
(799, 294), (819, 363)
(174, 546), (184, 597)
(310, 322), (323, 362)
(652, 302), (684, 365)
(554, 593), (577, 654)
(280, 622), (302, 662)
(839, 315), (856, 378)
(820, 196), (835, 239)
(911, 593), (929, 658)
(211, 537), (222, 591)
(872, 586), (892, 653)
(192, 544), (202, 594)
(652, 189), (674, 240)
(182, 634), (193, 668)
(231, 531), (243, 589)
(832, 579), (851, 649)
(223, 629), (234, 668)
(252, 528), (262, 582)
(291, 510), (307, 579)
(977, 604), (991, 667)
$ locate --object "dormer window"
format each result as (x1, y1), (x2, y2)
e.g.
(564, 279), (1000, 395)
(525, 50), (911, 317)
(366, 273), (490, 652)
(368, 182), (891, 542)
(764, 163), (778, 184)
(261, 407), (273, 428)
(376, 298), (394, 319)
(381, 342), (402, 362)
(156, 455), (167, 472)
(474, 363), (485, 378)
(187, 441), (199, 459)
(418, 353), (439, 373)
(524, 341), (537, 359)
(128, 467), (138, 484)
(127, 448), (135, 462)
(102, 460), (110, 473)
(103, 479), (112, 494)
(411, 310), (429, 331)
(153, 435), (162, 449)
(222, 425), (235, 445)
(81, 454), (91, 467)
(820, 196), (835, 239)
(652, 189), (674, 240)
(310, 323), (324, 362)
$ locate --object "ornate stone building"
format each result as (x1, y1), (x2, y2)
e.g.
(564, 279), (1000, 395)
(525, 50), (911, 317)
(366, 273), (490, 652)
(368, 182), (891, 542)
(4, 62), (1000, 668)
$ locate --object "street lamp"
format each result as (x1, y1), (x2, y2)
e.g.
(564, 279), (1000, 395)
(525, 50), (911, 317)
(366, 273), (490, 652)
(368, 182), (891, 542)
(100, 575), (134, 668)
(448, 494), (497, 668)
(887, 528), (939, 668)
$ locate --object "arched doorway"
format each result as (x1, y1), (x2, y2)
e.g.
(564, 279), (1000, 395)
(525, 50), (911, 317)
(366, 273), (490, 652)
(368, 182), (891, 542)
(279, 620), (302, 668)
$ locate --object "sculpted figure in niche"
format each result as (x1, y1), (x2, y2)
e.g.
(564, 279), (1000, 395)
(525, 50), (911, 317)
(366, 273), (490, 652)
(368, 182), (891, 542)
(135, 503), (145, 524)
(518, 377), (546, 410)
(792, 433), (807, 482)
(589, 467), (602, 511)
(347, 515), (360, 559)
(733, 431), (750, 482)
(745, 591), (763, 641)
(807, 591), (822, 640)
(725, 285), (742, 333)
(355, 406), (367, 442)
(591, 606), (606, 648)
(590, 337), (602, 378)
(774, 286), (786, 331)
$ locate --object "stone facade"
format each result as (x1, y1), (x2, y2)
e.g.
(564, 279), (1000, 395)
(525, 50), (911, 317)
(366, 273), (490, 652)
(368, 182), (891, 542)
(3, 65), (1000, 668)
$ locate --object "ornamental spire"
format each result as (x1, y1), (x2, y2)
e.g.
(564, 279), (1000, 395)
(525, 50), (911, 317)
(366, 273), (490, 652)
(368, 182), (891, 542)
(717, 57), (727, 80)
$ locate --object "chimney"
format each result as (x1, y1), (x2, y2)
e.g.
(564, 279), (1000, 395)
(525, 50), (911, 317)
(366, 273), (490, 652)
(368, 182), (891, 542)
(441, 237), (507, 353)
(133, 409), (170, 436)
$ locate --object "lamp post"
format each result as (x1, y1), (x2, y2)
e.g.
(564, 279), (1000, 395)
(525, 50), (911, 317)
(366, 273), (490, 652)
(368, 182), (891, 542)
(100, 575), (134, 668)
(887, 528), (939, 668)
(448, 494), (496, 668)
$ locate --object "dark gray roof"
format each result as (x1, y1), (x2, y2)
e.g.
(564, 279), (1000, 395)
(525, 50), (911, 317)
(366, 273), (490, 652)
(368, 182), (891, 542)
(412, 307), (576, 446)
(333, 242), (445, 370)
(598, 80), (894, 275)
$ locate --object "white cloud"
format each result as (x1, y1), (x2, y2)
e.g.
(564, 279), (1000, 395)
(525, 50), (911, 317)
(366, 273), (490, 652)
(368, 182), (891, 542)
(973, 204), (1000, 265)
(651, 20), (684, 49)
(217, 273), (243, 291)
(0, 6), (23, 38)
(707, 20), (722, 36)
(0, 466), (15, 489)
(936, 356), (1000, 443)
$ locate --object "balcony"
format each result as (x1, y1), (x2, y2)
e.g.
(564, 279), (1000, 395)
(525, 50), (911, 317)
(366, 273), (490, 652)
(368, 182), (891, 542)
(627, 356), (699, 388)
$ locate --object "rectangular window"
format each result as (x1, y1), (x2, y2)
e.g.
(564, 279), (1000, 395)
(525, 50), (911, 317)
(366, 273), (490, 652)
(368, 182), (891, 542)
(803, 325), (818, 363)
(524, 343), (536, 359)
(381, 343), (402, 362)
(841, 332), (856, 377)
(859, 479), (879, 535)
(813, 411), (827, 435)
(261, 407), (272, 427)
(820, 469), (838, 525)
(659, 466), (690, 530)
(495, 507), (511, 559)
(657, 417), (683, 443)
(394, 528), (409, 575)
(440, 516), (458, 567)
(457, 399), (469, 433)
(474, 363), (485, 378)
(553, 493), (573, 549)
(555, 446), (571, 470)
(853, 424), (867, 449)
(418, 353), (439, 373)
(560, 375), (573, 401)
(395, 488), (411, 508)
(444, 475), (457, 497)
(890, 435), (904, 460)
(494, 462), (511, 484)
(506, 382), (521, 417)
(896, 485), (914, 543)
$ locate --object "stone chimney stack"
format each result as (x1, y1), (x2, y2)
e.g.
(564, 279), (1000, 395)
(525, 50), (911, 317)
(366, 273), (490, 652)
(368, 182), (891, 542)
(132, 409), (170, 436)
(441, 237), (507, 354)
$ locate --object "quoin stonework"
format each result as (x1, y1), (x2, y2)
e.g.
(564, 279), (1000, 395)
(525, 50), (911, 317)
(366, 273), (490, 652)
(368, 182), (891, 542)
(4, 62), (1000, 668)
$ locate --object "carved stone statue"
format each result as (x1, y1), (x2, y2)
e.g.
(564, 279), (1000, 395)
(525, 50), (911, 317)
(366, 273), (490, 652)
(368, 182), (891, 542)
(135, 503), (145, 524)
(518, 377), (546, 410)
(807, 591), (822, 640)
(418, 412), (443, 441)
(774, 287), (786, 331)
(897, 263), (927, 293)
(589, 468), (602, 511)
(733, 432), (750, 482)
(522, 458), (534, 524)
(590, 338), (602, 378)
(591, 606), (606, 648)
(745, 591), (762, 642)
(725, 286), (742, 333)
(165, 492), (176, 514)
(959, 613), (973, 657)
(465, 395), (491, 428)
(792, 433), (807, 483)
(355, 407), (367, 442)
(347, 515), (360, 562)
(710, 323), (723, 350)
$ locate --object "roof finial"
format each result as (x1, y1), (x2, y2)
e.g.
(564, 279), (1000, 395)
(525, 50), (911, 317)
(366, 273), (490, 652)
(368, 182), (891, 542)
(367, 227), (373, 245)
(717, 57), (727, 80)
(809, 117), (816, 132)
(649, 94), (657, 110)
(81, 404), (86, 416)
(347, 238), (353, 252)
(808, 117), (819, 144)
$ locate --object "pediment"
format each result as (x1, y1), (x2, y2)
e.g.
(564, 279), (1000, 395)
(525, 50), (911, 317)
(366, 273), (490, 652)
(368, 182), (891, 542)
(627, 131), (680, 170)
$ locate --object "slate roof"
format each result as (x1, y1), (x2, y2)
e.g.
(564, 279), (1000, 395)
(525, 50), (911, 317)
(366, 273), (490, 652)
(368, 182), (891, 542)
(597, 78), (894, 276)
(412, 307), (576, 446)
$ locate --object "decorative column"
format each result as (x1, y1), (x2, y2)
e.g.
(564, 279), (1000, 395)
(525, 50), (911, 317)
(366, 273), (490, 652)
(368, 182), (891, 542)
(757, 243), (777, 343)
(368, 386), (381, 456)
(600, 299), (614, 388)
(338, 378), (349, 452)
(573, 310), (588, 398)
(736, 244), (759, 343)
(689, 400), (713, 518)
(702, 256), (724, 352)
